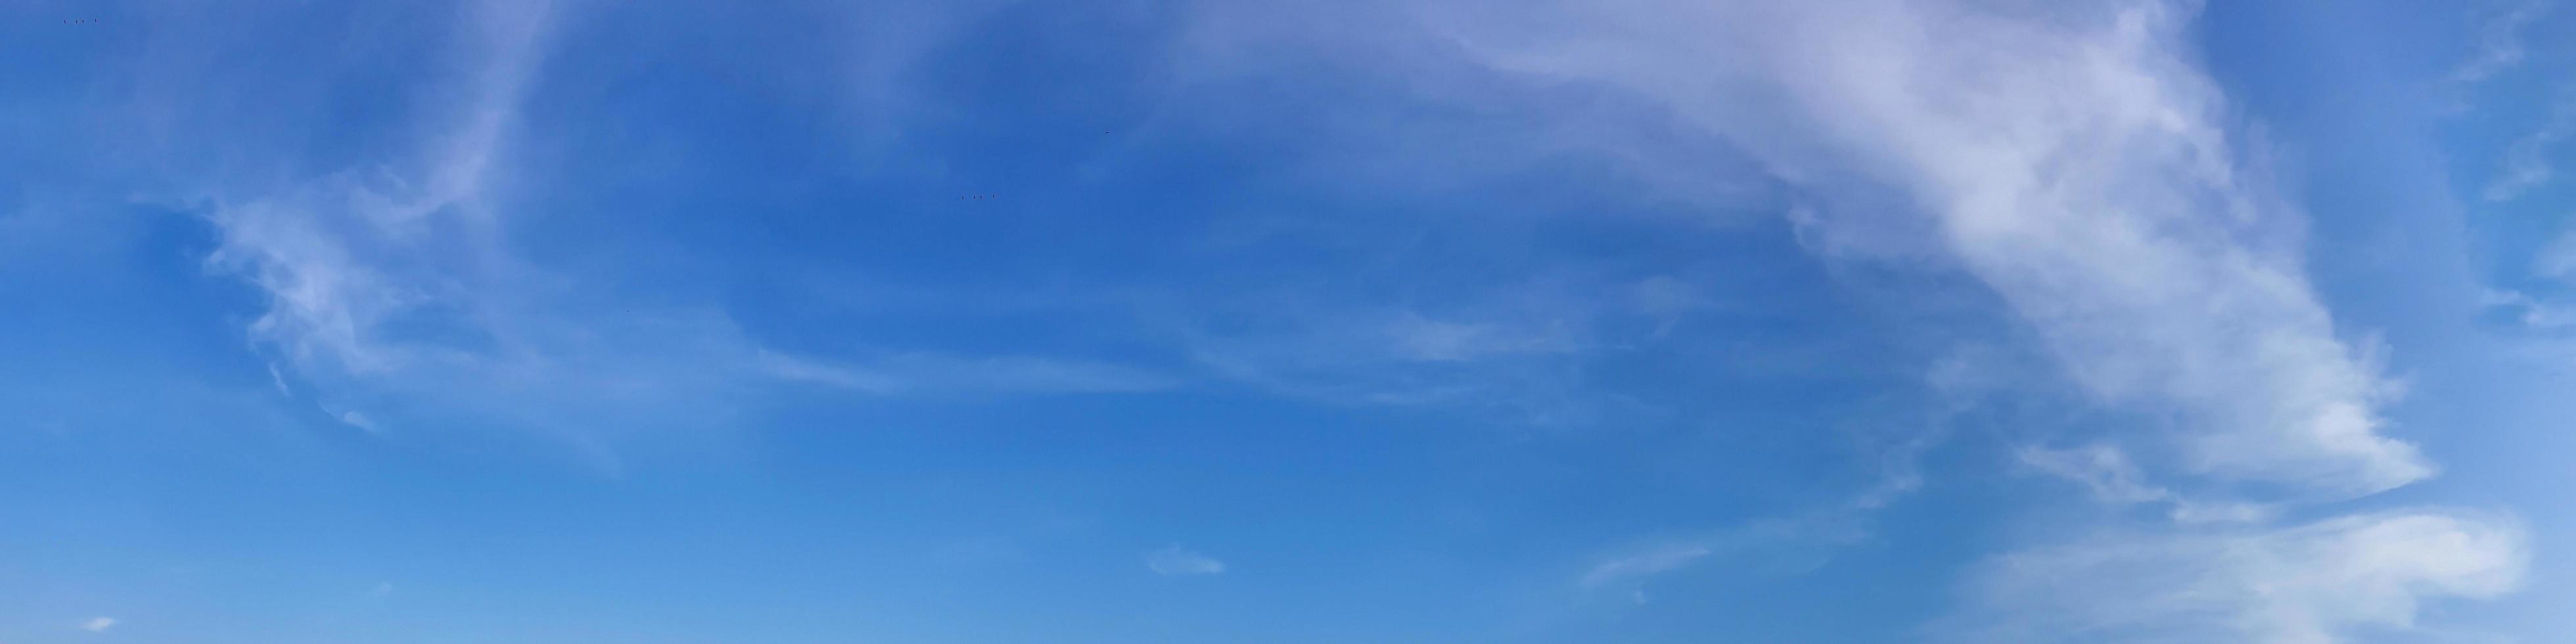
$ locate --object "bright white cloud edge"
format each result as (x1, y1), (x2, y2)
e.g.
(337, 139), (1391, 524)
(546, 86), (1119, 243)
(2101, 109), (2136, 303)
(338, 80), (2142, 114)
(1386, 0), (2531, 639)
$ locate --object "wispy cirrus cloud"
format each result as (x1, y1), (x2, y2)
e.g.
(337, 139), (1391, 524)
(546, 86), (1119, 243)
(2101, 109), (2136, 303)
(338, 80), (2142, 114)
(2482, 88), (2575, 202)
(2452, 0), (2554, 84)
(1159, 1), (2521, 625)
(1946, 510), (2527, 643)
(1437, 0), (2429, 494)
(191, 0), (776, 449)
(2017, 444), (2273, 524)
(1305, 0), (2531, 635)
(757, 350), (1176, 397)
(1145, 545), (1226, 576)
(1574, 515), (1855, 591)
(174, 0), (1180, 453)
(1154, 0), (2443, 499)
(1578, 541), (1714, 590)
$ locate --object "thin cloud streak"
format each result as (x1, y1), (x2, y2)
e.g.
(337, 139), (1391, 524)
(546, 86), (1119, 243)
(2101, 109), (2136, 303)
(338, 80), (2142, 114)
(1946, 510), (2527, 643)
(2450, 0), (2553, 84)
(2483, 87), (2575, 202)
(1146, 545), (1226, 576)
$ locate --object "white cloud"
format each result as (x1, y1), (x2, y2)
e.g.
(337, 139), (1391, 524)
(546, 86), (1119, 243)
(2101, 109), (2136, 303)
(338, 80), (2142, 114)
(757, 351), (1176, 396)
(2018, 444), (2174, 505)
(81, 616), (115, 632)
(336, 409), (382, 434)
(265, 363), (293, 396)
(2019, 444), (2274, 524)
(1157, 267), (1795, 428)
(1579, 541), (1714, 589)
(200, 0), (561, 384)
(1145, 545), (1226, 576)
(2480, 287), (2576, 330)
(179, 0), (1174, 455)
(202, 0), (557, 376)
(173, 11), (795, 465)
(2484, 230), (2576, 331)
(1308, 0), (2529, 634)
(2534, 228), (2576, 281)
(2451, 0), (2553, 84)
(1178, 296), (1605, 417)
(1384, 312), (1571, 362)
(2483, 88), (2575, 202)
(1575, 507), (1883, 591)
(1949, 510), (2528, 644)
(1424, 0), (2428, 495)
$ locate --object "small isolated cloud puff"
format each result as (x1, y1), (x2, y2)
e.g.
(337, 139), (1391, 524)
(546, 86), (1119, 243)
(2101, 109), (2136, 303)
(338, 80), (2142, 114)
(1948, 509), (2528, 644)
(81, 617), (115, 632)
(1145, 545), (1226, 576)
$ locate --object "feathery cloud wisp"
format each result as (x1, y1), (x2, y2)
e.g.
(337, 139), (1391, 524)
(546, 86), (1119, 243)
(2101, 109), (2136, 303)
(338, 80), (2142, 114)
(2451, 0), (2554, 84)
(1355, 0), (2524, 634)
(1428, 0), (2426, 495)
(1950, 510), (2527, 643)
(1145, 545), (1226, 576)
(2483, 88), (2575, 202)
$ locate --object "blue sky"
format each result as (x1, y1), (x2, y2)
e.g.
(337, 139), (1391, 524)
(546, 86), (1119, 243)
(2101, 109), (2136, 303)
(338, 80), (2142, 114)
(4, 0), (2575, 641)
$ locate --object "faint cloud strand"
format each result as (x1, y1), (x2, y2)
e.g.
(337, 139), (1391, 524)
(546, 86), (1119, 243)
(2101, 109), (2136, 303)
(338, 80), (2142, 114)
(1145, 545), (1226, 576)
(1947, 510), (2527, 643)
(758, 351), (1176, 397)
(197, 0), (1168, 452)
(203, 0), (562, 382)
(2450, 0), (2552, 84)
(1576, 517), (1826, 590)
(2017, 444), (2274, 524)
(2483, 88), (2576, 202)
